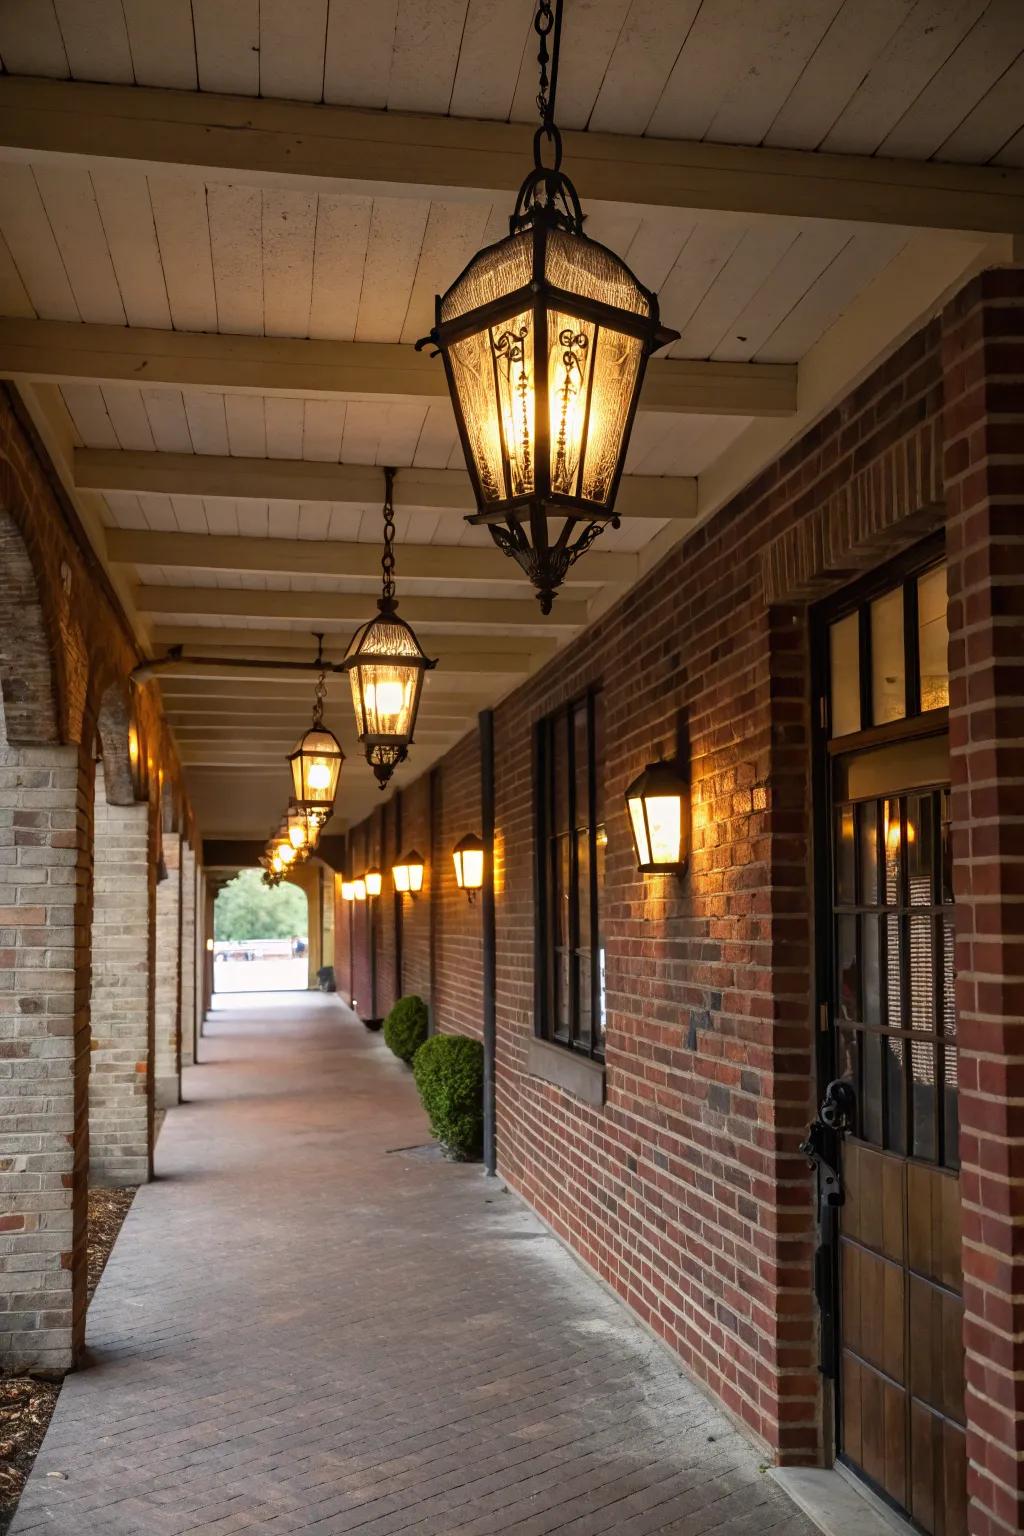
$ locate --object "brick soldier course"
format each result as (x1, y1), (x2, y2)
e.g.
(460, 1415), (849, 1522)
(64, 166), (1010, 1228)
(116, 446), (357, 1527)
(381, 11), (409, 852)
(10, 994), (816, 1536)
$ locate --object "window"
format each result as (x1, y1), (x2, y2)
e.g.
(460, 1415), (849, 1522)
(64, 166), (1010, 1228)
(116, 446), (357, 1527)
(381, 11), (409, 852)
(535, 692), (605, 1059)
(826, 555), (948, 739)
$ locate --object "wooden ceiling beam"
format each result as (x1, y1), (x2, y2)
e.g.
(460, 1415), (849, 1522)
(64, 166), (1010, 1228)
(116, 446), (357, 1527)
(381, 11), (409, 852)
(148, 625), (554, 661)
(1, 77), (1022, 234)
(1, 319), (795, 420)
(92, 454), (696, 528)
(135, 585), (586, 629)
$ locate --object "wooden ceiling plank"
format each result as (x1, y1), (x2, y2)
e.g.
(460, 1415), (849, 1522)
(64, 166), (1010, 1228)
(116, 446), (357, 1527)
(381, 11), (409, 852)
(2, 76), (1023, 233)
(84, 448), (696, 522)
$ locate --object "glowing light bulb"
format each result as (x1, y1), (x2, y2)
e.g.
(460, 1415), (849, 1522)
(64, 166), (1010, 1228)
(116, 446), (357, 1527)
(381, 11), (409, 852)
(307, 762), (332, 790)
(366, 679), (407, 721)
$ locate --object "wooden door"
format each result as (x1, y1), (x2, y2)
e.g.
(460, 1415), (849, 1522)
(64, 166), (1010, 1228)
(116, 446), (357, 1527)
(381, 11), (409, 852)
(817, 546), (966, 1534)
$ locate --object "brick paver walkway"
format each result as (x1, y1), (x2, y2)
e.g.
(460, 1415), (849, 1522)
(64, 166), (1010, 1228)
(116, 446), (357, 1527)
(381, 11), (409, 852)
(11, 994), (815, 1536)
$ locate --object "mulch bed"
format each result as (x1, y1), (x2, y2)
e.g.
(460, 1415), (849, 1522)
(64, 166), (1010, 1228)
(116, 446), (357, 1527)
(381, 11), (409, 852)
(0, 1186), (137, 1535)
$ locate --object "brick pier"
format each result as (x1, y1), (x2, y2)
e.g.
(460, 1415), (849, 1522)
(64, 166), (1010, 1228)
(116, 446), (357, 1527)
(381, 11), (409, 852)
(11, 992), (813, 1536)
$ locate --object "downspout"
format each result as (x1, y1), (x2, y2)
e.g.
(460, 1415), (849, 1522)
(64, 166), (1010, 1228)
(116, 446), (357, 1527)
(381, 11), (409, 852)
(479, 708), (497, 1177)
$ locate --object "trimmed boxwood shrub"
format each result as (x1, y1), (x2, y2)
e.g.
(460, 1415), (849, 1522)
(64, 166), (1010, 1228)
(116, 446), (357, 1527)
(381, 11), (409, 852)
(412, 1034), (484, 1161)
(383, 994), (429, 1065)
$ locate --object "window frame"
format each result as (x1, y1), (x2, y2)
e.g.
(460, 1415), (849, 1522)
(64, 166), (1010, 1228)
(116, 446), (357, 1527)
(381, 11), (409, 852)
(533, 689), (604, 1062)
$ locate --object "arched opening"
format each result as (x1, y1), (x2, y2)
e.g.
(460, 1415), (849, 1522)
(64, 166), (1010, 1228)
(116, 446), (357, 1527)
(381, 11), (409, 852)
(212, 869), (310, 994)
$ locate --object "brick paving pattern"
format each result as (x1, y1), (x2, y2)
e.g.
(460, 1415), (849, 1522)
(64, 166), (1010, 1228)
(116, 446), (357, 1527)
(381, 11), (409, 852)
(11, 994), (815, 1536)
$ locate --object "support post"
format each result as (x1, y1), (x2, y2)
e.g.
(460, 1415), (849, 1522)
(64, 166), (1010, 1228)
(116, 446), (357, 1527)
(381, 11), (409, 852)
(394, 792), (403, 999)
(480, 708), (497, 1177)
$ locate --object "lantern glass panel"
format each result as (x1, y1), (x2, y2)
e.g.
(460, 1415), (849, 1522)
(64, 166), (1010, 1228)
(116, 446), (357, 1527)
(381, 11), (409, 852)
(341, 880), (354, 901)
(544, 230), (651, 317)
(627, 796), (650, 868)
(365, 868), (383, 898)
(289, 727), (343, 808)
(547, 310), (594, 497)
(581, 327), (644, 506)
(454, 843), (484, 890)
(407, 861), (424, 894)
(353, 878), (367, 901)
(633, 793), (682, 868)
(393, 863), (411, 894)
(441, 232), (533, 323)
(448, 327), (512, 503)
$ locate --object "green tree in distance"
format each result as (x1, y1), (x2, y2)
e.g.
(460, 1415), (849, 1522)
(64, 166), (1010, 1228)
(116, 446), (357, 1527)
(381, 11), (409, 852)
(214, 869), (309, 941)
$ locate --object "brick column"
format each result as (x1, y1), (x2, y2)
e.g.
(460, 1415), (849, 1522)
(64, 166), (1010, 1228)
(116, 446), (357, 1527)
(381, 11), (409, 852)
(179, 842), (196, 1069)
(154, 831), (182, 1109)
(88, 764), (154, 1186)
(943, 267), (1024, 1536)
(0, 745), (91, 1372)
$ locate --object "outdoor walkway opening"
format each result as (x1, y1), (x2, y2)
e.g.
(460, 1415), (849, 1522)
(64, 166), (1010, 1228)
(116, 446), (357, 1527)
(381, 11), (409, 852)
(212, 868), (310, 994)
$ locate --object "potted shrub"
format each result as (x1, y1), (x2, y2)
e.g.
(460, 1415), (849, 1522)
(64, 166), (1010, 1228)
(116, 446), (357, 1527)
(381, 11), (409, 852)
(382, 994), (429, 1065)
(412, 1034), (484, 1160)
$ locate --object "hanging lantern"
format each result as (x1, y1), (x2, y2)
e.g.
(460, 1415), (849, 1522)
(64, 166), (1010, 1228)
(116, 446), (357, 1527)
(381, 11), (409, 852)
(416, 0), (678, 614)
(286, 805), (310, 854)
(625, 760), (689, 874)
(453, 833), (485, 902)
(289, 636), (345, 817)
(393, 849), (425, 895)
(342, 469), (437, 789)
(365, 867), (383, 898)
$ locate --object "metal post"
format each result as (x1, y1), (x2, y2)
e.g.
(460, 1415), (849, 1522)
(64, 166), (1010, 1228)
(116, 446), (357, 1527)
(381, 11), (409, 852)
(480, 709), (497, 1177)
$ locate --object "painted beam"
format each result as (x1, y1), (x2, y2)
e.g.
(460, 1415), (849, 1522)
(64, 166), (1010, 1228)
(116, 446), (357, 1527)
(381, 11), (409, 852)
(90, 454), (696, 528)
(0, 319), (795, 420)
(1, 77), (1022, 234)
(135, 585), (587, 629)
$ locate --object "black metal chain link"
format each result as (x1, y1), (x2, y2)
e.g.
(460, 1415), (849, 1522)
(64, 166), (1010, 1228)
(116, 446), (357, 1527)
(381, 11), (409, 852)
(532, 0), (563, 172)
(381, 466), (397, 605)
(310, 630), (327, 724)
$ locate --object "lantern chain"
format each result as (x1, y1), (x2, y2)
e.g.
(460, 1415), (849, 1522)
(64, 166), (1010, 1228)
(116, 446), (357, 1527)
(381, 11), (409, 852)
(533, 0), (563, 172)
(381, 465), (397, 607)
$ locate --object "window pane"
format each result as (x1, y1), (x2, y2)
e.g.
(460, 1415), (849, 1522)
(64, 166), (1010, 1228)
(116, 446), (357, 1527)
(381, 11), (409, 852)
(909, 915), (935, 1033)
(862, 1032), (883, 1147)
(886, 1036), (907, 1155)
(836, 805), (855, 904)
(871, 586), (906, 724)
(573, 703), (589, 833)
(911, 1039), (936, 1161)
(830, 612), (860, 737)
(863, 916), (881, 1027)
(859, 802), (879, 905)
(884, 798), (903, 905)
(907, 794), (934, 907)
(918, 563), (949, 711)
(837, 915), (860, 1022)
(552, 713), (569, 836)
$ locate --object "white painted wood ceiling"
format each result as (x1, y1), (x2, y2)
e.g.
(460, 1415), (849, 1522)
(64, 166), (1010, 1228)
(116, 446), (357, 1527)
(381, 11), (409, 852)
(1, 0), (1022, 162)
(0, 0), (1019, 837)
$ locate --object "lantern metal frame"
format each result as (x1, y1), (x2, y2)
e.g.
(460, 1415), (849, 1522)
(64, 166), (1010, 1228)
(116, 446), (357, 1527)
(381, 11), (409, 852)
(624, 759), (690, 875)
(341, 469), (437, 789)
(288, 634), (345, 818)
(416, 0), (678, 613)
(392, 848), (425, 896)
(452, 832), (485, 905)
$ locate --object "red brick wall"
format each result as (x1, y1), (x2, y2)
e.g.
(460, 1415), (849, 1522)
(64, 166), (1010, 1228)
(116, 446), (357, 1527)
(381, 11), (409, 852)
(346, 277), (1024, 1505)
(943, 269), (1024, 1536)
(397, 775), (433, 1006)
(345, 318), (950, 1463)
(433, 729), (484, 1042)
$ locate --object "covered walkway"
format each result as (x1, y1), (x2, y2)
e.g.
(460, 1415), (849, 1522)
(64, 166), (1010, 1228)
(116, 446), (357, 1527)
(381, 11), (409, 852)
(11, 994), (810, 1536)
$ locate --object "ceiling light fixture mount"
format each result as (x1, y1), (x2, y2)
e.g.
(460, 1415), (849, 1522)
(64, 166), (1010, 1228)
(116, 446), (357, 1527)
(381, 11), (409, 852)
(417, 0), (678, 614)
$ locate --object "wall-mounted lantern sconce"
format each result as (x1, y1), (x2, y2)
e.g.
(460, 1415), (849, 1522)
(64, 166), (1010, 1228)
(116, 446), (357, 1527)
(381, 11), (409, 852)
(206, 937), (214, 952)
(625, 760), (690, 874)
(341, 879), (355, 902)
(364, 867), (383, 898)
(393, 850), (425, 895)
(353, 877), (367, 901)
(453, 833), (485, 904)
